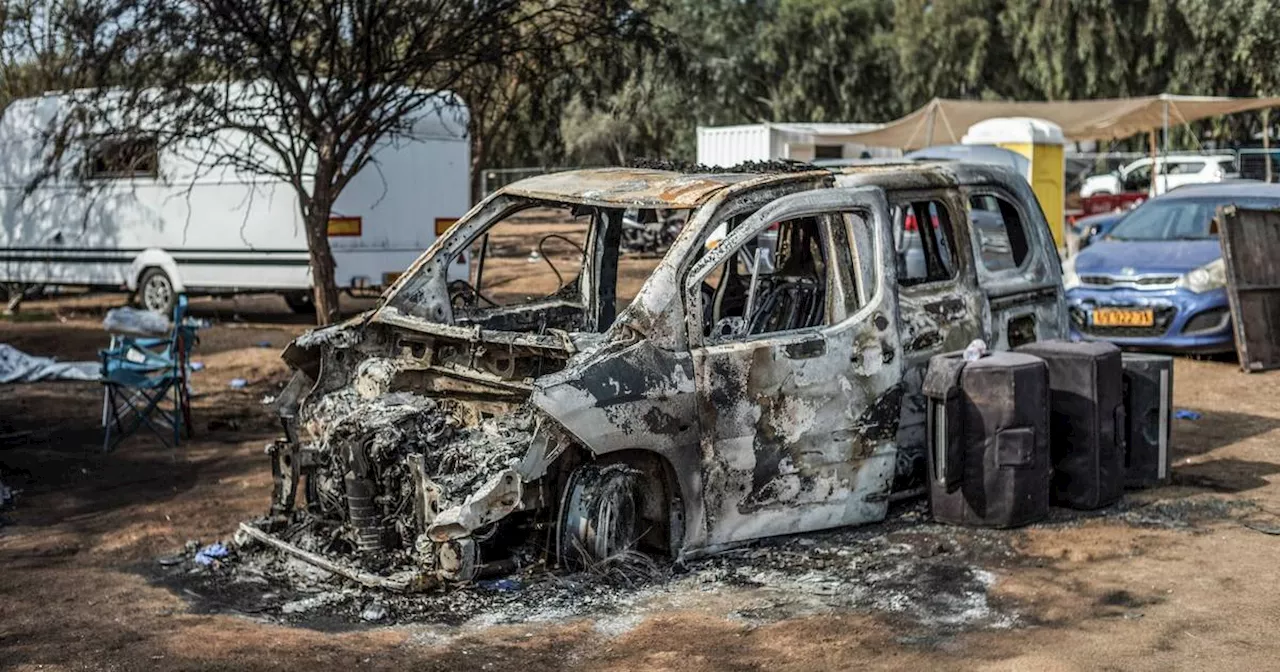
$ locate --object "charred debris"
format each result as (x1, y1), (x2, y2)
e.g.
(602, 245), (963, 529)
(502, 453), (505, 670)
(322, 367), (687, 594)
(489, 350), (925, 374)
(258, 319), (579, 590)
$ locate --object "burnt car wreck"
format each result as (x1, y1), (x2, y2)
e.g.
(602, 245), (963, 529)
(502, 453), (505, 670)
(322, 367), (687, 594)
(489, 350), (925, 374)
(254, 164), (1068, 589)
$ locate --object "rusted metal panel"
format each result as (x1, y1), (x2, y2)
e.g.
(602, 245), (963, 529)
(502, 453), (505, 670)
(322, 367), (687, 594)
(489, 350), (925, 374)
(1219, 205), (1280, 372)
(502, 168), (754, 207)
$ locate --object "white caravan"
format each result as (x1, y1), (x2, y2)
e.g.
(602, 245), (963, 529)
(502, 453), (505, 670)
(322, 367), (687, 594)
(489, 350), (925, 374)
(0, 89), (470, 313)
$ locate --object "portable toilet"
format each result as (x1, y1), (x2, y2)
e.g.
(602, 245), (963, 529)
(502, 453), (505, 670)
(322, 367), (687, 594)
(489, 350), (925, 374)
(962, 117), (1066, 248)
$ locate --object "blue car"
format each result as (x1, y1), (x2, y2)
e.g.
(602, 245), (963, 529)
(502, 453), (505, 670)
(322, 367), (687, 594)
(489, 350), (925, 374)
(1070, 211), (1126, 250)
(1063, 183), (1280, 353)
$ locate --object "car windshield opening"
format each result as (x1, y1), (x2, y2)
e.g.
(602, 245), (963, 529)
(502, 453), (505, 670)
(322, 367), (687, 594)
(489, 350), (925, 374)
(384, 196), (689, 334)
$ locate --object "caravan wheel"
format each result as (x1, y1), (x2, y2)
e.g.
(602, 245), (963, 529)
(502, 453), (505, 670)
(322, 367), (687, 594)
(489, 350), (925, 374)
(137, 268), (176, 314)
(283, 291), (316, 315)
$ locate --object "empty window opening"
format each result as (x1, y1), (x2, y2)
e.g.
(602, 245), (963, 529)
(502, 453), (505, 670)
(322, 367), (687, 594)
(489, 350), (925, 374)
(1122, 164), (1153, 192)
(969, 194), (1030, 271)
(701, 216), (829, 341)
(617, 208), (688, 312)
(462, 205), (591, 309)
(894, 200), (957, 286)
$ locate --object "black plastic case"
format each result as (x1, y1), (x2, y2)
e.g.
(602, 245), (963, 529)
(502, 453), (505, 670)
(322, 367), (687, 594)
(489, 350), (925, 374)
(923, 351), (1051, 528)
(1015, 340), (1125, 509)
(1121, 352), (1174, 488)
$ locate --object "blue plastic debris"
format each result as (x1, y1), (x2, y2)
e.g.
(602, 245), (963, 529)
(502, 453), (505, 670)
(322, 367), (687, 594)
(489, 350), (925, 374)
(478, 578), (522, 592)
(1175, 409), (1203, 421)
(229, 378), (247, 389)
(256, 341), (272, 348)
(194, 542), (229, 566)
(189, 362), (205, 372)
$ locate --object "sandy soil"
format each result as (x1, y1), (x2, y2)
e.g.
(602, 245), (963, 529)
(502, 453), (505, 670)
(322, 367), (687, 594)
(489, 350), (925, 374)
(3, 294), (1280, 671)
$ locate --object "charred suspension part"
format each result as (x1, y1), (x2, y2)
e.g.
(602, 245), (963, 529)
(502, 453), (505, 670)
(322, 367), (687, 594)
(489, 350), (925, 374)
(344, 439), (382, 553)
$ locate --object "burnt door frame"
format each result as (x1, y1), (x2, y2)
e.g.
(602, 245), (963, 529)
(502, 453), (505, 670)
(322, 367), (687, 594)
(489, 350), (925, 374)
(962, 183), (1067, 350)
(680, 186), (904, 552)
(886, 187), (984, 489)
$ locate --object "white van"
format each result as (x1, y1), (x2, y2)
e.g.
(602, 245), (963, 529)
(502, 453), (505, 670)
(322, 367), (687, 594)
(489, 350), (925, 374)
(0, 89), (470, 313)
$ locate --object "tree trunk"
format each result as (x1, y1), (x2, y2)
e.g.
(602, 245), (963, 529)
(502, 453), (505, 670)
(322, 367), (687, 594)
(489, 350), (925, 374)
(303, 207), (341, 325)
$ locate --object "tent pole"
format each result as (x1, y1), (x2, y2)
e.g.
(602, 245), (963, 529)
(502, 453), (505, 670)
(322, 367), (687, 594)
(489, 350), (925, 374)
(925, 103), (936, 147)
(1149, 130), (1159, 195)
(1265, 108), (1273, 184)
(1162, 99), (1170, 155)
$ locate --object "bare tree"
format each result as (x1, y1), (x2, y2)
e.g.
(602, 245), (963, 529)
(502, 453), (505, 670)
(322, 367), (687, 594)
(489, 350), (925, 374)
(46, 0), (651, 323)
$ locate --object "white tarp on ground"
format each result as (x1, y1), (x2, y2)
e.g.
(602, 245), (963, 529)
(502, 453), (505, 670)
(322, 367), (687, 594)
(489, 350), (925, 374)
(829, 94), (1280, 150)
(0, 344), (99, 383)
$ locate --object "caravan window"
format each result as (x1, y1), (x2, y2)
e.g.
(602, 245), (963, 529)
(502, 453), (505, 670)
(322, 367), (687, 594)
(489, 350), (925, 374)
(85, 137), (159, 179)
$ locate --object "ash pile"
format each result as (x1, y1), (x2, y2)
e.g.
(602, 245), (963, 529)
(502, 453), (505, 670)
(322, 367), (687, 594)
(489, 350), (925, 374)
(159, 500), (1023, 633)
(157, 490), (1252, 631)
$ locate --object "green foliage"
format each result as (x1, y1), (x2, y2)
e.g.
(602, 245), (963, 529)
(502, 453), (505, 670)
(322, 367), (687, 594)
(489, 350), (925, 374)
(895, 0), (1016, 106)
(12, 1), (1267, 174)
(759, 0), (899, 122)
(999, 0), (1187, 100)
(1171, 0), (1280, 96)
(474, 0), (1279, 171)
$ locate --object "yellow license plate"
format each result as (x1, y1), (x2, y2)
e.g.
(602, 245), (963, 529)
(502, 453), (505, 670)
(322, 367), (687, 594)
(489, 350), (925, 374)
(1092, 307), (1154, 327)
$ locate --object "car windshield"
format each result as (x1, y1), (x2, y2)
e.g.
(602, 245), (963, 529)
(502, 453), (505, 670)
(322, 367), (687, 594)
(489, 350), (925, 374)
(1107, 196), (1263, 241)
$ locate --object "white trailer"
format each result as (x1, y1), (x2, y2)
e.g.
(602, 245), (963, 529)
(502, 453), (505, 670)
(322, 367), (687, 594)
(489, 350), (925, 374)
(0, 89), (470, 313)
(695, 122), (900, 167)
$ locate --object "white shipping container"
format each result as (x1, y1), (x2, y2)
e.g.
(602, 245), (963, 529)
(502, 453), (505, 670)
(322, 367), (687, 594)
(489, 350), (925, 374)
(696, 123), (900, 168)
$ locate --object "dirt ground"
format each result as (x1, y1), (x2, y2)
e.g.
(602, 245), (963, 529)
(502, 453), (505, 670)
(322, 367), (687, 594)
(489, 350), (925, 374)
(3, 293), (1280, 671)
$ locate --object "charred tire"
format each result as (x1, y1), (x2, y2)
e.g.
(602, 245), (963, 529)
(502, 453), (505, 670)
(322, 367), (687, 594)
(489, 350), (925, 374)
(558, 463), (645, 569)
(137, 267), (176, 314)
(283, 291), (316, 315)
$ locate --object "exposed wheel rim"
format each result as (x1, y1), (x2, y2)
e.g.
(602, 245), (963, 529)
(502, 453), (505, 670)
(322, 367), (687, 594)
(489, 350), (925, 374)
(142, 273), (173, 312)
(559, 464), (642, 566)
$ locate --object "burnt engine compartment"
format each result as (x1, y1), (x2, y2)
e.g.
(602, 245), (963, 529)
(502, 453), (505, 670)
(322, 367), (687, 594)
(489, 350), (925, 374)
(262, 321), (578, 585)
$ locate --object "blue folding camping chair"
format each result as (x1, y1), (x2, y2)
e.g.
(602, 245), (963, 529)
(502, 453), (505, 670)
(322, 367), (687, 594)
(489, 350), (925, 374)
(100, 295), (199, 451)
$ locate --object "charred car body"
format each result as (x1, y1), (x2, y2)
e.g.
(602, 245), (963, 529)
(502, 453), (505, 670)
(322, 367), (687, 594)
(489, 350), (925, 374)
(262, 164), (1067, 587)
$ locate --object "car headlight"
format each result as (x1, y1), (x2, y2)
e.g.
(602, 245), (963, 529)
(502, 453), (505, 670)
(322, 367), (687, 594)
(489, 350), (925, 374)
(1061, 255), (1080, 290)
(1175, 258), (1226, 293)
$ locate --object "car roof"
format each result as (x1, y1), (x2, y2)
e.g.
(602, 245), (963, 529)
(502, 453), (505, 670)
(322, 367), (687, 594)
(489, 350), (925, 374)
(905, 144), (1029, 172)
(1160, 181), (1280, 200)
(500, 168), (767, 208)
(499, 162), (1017, 208)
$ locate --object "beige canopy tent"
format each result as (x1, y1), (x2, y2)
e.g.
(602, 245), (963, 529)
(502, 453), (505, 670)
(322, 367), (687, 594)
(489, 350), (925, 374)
(832, 94), (1280, 150)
